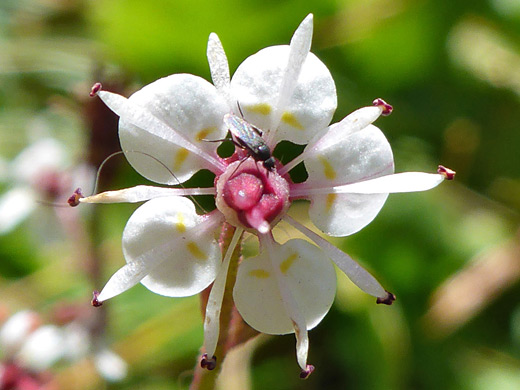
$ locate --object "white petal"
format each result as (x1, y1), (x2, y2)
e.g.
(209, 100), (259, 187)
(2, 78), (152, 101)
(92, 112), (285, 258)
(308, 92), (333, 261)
(0, 311), (39, 356)
(98, 198), (222, 301)
(230, 46), (336, 146)
(203, 227), (244, 358)
(207, 33), (232, 105)
(99, 74), (228, 184)
(233, 239), (336, 335)
(16, 325), (65, 372)
(280, 106), (384, 176)
(94, 349), (128, 382)
(0, 187), (37, 234)
(284, 215), (387, 298)
(264, 237), (311, 371)
(80, 185), (215, 204)
(124, 197), (221, 298)
(303, 124), (394, 236)
(265, 14), (314, 144)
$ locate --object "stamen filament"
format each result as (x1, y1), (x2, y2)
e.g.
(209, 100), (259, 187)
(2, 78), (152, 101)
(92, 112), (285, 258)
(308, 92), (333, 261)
(203, 227), (244, 360)
(79, 185), (216, 204)
(260, 235), (312, 373)
(284, 215), (387, 299)
(290, 172), (446, 197)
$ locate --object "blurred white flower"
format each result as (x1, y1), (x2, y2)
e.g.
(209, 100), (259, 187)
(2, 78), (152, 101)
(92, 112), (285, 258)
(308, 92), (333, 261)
(0, 310), (40, 357)
(0, 310), (126, 382)
(94, 349), (128, 383)
(0, 138), (93, 234)
(15, 325), (65, 372)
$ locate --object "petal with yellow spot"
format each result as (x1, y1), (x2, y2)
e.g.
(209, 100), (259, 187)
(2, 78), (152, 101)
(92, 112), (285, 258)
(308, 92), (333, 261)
(280, 253), (298, 274)
(248, 103), (272, 116)
(281, 112), (304, 130)
(317, 155), (336, 180)
(325, 193), (337, 212)
(187, 241), (207, 260)
(173, 148), (190, 170)
(196, 127), (216, 142)
(175, 213), (186, 233)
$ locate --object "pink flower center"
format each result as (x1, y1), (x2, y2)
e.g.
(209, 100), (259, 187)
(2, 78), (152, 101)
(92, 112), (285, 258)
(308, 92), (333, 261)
(215, 158), (290, 234)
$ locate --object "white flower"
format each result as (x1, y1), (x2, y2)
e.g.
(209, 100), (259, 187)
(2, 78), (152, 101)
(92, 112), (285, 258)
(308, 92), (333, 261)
(93, 348), (128, 383)
(0, 138), (93, 234)
(15, 325), (65, 372)
(0, 311), (127, 381)
(77, 14), (453, 376)
(0, 311), (40, 357)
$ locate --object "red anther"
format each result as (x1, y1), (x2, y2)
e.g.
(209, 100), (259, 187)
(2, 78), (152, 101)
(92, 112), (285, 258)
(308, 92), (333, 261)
(437, 165), (456, 180)
(200, 353), (217, 370)
(90, 82), (102, 97)
(300, 364), (315, 379)
(67, 188), (83, 207)
(376, 291), (396, 305)
(372, 98), (393, 116)
(91, 291), (103, 307)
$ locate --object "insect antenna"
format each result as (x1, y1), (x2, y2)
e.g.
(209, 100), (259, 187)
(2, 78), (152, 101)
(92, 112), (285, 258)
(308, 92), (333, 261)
(91, 150), (126, 196)
(237, 101), (245, 118)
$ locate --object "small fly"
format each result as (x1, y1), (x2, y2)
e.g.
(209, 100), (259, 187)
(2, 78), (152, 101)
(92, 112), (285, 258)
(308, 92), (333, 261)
(223, 113), (275, 171)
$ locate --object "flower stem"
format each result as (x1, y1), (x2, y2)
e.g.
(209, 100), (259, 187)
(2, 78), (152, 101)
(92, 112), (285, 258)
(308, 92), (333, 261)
(190, 223), (243, 390)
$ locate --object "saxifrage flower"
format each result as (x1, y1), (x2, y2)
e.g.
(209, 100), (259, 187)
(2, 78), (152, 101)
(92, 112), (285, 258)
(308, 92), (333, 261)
(70, 14), (454, 377)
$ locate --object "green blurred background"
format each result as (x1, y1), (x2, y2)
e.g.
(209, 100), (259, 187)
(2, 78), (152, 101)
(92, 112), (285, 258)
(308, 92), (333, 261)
(1, 0), (520, 389)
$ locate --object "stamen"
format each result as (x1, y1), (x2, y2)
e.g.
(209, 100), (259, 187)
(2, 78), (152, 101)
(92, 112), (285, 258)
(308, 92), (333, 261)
(437, 165), (456, 180)
(376, 290), (396, 305)
(200, 353), (217, 370)
(372, 98), (393, 116)
(91, 290), (103, 307)
(300, 364), (315, 379)
(67, 188), (84, 207)
(90, 82), (102, 97)
(202, 227), (244, 363)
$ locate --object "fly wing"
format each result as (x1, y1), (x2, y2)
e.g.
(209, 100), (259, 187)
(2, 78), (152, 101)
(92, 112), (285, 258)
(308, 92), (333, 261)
(223, 113), (265, 152)
(223, 114), (251, 140)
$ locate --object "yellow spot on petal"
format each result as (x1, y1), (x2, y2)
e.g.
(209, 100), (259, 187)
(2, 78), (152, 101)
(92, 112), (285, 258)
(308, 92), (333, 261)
(248, 103), (272, 116)
(318, 155), (336, 180)
(280, 253), (298, 274)
(187, 242), (207, 260)
(325, 193), (337, 212)
(249, 269), (270, 279)
(281, 111), (304, 130)
(196, 127), (216, 142)
(174, 148), (189, 170)
(176, 213), (186, 233)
